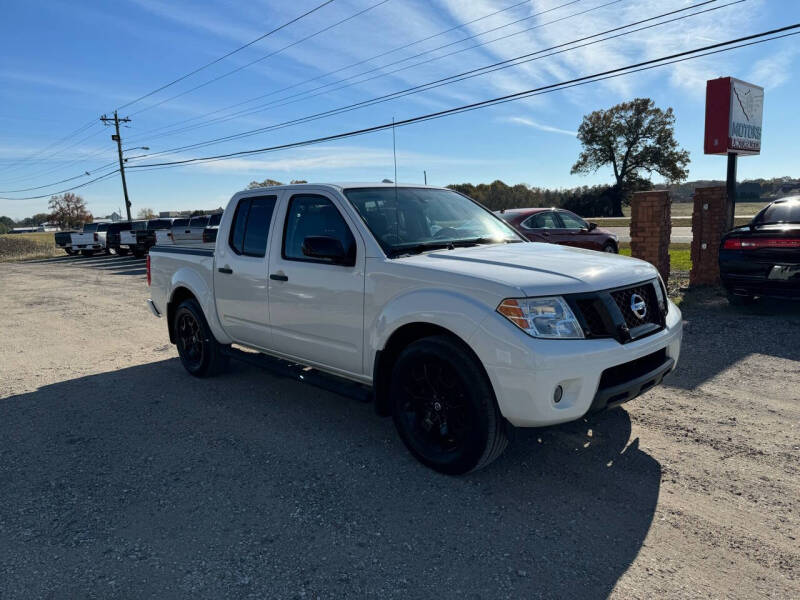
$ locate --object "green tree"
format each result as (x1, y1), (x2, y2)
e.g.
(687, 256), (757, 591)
(571, 98), (690, 216)
(247, 178), (283, 189)
(0, 216), (16, 233)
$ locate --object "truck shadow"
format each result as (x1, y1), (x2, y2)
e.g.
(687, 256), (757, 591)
(665, 288), (800, 390)
(27, 252), (147, 276)
(0, 358), (657, 599)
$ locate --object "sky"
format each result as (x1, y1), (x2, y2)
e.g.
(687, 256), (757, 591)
(0, 0), (798, 220)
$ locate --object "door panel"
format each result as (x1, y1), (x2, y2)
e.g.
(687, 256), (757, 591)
(213, 195), (278, 349)
(267, 192), (365, 375)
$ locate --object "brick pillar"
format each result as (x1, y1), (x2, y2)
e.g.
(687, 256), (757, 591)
(689, 186), (730, 286)
(630, 190), (671, 282)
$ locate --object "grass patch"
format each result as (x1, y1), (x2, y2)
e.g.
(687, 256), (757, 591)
(0, 232), (59, 262)
(613, 200), (768, 218)
(618, 243), (691, 272)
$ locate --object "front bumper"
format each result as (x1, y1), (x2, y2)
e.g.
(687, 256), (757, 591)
(469, 300), (683, 427)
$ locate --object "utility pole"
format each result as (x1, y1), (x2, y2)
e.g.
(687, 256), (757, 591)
(424, 170), (427, 185)
(100, 111), (133, 221)
(726, 152), (738, 229)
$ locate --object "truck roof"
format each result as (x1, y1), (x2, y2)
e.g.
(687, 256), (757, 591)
(241, 182), (447, 194)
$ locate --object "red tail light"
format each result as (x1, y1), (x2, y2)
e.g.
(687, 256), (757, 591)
(724, 238), (800, 250)
(146, 254), (151, 286)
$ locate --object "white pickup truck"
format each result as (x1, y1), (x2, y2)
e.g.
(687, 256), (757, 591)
(147, 183), (682, 474)
(70, 222), (109, 255)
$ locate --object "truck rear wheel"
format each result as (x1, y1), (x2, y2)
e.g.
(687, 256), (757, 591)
(132, 249), (145, 258)
(173, 299), (229, 377)
(390, 335), (507, 475)
(117, 248), (130, 256)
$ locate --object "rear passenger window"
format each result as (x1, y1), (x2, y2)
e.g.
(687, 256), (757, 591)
(228, 195), (277, 257)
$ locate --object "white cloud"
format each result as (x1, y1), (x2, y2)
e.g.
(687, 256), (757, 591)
(748, 46), (798, 90)
(503, 116), (576, 136)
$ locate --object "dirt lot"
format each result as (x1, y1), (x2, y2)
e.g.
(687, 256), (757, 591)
(0, 254), (798, 599)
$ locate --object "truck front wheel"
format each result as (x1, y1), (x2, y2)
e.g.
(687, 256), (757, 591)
(173, 299), (229, 377)
(390, 335), (507, 475)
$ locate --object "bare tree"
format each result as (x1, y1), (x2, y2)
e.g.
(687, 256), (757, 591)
(137, 208), (156, 219)
(48, 193), (92, 229)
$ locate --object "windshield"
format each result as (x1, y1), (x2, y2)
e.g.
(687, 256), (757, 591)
(755, 199), (800, 224)
(190, 216), (210, 227)
(171, 218), (189, 227)
(344, 187), (523, 256)
(207, 213), (222, 227)
(82, 223), (98, 232)
(130, 221), (147, 230)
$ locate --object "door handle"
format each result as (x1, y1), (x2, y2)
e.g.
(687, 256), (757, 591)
(218, 267), (233, 274)
(270, 273), (288, 281)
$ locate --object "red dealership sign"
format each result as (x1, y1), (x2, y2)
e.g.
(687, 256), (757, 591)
(704, 77), (764, 156)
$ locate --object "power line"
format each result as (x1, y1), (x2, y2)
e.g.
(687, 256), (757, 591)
(0, 119), (100, 176)
(5, 25), (795, 200)
(0, 169), (120, 201)
(122, 25), (799, 173)
(115, 0), (336, 112)
(129, 0), (393, 117)
(0, 0), (736, 197)
(127, 0), (577, 140)
(125, 0), (733, 161)
(133, 0), (623, 143)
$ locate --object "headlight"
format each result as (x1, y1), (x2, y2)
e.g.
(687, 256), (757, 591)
(497, 296), (584, 339)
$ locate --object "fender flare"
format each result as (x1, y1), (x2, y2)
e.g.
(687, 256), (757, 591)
(168, 267), (233, 345)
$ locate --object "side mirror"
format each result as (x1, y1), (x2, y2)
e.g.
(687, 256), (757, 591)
(302, 235), (348, 264)
(587, 222), (598, 231)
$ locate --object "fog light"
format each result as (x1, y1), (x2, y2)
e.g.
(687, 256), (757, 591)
(554, 385), (563, 403)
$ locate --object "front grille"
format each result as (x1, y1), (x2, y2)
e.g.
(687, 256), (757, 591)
(576, 298), (609, 337)
(568, 279), (666, 344)
(611, 283), (661, 329)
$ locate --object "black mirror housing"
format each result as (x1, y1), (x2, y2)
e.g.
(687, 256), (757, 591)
(587, 222), (598, 231)
(302, 235), (348, 264)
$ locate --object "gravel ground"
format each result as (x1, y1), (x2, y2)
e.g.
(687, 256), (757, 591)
(0, 254), (798, 599)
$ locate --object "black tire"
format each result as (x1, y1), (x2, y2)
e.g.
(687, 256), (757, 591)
(602, 242), (617, 253)
(173, 298), (230, 377)
(132, 249), (145, 258)
(117, 248), (130, 256)
(390, 335), (507, 475)
(727, 291), (756, 306)
(80, 250), (94, 257)
(64, 248), (75, 255)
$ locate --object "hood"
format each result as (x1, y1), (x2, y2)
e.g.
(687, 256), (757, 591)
(396, 242), (658, 296)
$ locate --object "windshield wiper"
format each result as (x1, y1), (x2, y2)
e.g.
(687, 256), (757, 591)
(387, 241), (456, 257)
(449, 237), (520, 247)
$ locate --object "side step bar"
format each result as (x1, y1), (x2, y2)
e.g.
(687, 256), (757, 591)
(222, 345), (373, 404)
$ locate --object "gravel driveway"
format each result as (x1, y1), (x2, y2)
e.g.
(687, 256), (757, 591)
(1, 254), (798, 599)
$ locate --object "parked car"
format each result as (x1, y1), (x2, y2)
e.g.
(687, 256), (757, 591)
(172, 215), (210, 245)
(55, 230), (76, 255)
(496, 208), (618, 253)
(201, 212), (223, 245)
(133, 218), (175, 257)
(70, 222), (110, 256)
(720, 196), (800, 304)
(147, 183), (682, 474)
(106, 221), (134, 255)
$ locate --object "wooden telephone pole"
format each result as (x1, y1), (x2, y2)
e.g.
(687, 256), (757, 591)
(100, 111), (133, 221)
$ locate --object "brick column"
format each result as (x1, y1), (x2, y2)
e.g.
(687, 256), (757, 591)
(689, 186), (730, 286)
(630, 190), (671, 282)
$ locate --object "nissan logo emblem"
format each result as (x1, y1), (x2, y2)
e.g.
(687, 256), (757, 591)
(630, 293), (647, 319)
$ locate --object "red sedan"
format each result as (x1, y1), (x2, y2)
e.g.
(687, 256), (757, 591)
(496, 208), (619, 253)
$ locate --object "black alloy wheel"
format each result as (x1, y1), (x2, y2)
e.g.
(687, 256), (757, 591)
(390, 335), (507, 475)
(172, 299), (229, 377)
